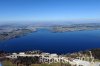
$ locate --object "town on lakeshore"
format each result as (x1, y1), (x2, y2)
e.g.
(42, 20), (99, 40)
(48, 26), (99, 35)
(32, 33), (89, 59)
(0, 49), (100, 66)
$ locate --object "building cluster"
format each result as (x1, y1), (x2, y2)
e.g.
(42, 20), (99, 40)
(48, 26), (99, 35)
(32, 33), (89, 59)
(6, 51), (100, 66)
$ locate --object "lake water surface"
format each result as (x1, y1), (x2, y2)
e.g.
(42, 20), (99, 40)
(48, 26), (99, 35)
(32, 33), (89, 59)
(0, 30), (100, 54)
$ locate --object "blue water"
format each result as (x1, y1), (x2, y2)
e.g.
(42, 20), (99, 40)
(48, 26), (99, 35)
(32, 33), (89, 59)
(0, 30), (100, 54)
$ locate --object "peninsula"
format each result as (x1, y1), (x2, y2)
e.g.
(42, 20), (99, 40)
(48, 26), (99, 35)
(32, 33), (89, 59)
(1, 23), (100, 40)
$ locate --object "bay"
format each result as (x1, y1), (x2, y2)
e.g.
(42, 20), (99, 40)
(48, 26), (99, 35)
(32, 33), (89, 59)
(0, 29), (100, 54)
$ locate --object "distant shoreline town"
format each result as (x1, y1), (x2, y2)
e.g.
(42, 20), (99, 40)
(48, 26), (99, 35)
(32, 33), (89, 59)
(0, 49), (100, 66)
(1, 23), (100, 40)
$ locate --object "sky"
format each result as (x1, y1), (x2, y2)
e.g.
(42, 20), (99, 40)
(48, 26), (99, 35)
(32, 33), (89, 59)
(0, 0), (100, 24)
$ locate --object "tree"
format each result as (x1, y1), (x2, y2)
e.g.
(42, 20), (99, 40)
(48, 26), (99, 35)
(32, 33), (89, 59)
(16, 56), (39, 66)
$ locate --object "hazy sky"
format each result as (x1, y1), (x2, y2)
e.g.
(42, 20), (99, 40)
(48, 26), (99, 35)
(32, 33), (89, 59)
(0, 0), (100, 23)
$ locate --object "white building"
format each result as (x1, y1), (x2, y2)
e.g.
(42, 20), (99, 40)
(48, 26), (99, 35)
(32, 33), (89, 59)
(72, 59), (90, 66)
(6, 52), (69, 64)
(6, 52), (100, 66)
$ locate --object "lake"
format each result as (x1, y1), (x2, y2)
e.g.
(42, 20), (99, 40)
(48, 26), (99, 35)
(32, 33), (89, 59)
(0, 29), (100, 54)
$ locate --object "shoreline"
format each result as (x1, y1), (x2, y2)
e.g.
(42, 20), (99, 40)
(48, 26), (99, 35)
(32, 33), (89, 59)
(0, 49), (100, 66)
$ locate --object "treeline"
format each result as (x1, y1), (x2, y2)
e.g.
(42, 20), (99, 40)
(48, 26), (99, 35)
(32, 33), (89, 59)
(80, 48), (100, 60)
(6, 56), (71, 66)
(0, 50), (7, 57)
(11, 56), (40, 66)
(90, 48), (100, 60)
